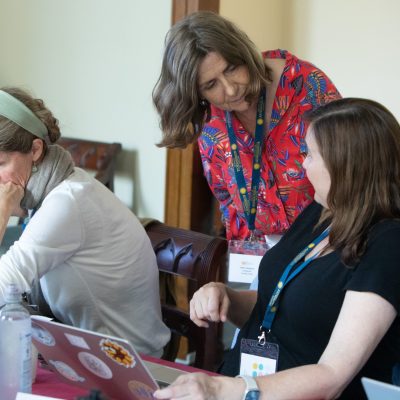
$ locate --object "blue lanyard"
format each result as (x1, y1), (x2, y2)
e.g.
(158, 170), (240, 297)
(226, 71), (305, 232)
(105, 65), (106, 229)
(225, 87), (266, 233)
(258, 227), (330, 343)
(21, 208), (37, 231)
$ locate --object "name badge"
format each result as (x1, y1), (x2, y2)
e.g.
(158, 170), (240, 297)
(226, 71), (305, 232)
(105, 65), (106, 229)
(228, 240), (269, 283)
(239, 338), (279, 377)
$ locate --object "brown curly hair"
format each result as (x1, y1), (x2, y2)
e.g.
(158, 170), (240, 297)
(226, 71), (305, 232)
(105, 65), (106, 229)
(153, 11), (271, 148)
(0, 87), (61, 153)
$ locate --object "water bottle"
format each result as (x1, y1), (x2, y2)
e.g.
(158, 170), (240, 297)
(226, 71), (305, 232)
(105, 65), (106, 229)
(0, 284), (32, 399)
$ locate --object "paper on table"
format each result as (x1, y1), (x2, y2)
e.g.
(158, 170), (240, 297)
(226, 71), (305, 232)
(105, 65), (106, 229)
(16, 393), (64, 400)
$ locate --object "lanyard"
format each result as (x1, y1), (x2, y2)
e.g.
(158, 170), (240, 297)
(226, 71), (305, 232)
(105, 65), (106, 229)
(21, 208), (37, 231)
(258, 227), (330, 344)
(225, 87), (266, 234)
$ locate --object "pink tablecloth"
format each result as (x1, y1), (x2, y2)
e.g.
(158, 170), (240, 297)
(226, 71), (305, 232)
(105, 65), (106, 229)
(32, 355), (218, 399)
(32, 367), (88, 399)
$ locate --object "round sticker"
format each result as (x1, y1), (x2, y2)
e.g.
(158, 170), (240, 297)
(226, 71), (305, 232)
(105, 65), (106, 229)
(32, 324), (55, 346)
(49, 360), (85, 382)
(128, 380), (156, 399)
(78, 351), (113, 379)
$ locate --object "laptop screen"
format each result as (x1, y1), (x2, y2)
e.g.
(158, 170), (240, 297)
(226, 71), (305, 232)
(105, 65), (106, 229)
(362, 377), (400, 400)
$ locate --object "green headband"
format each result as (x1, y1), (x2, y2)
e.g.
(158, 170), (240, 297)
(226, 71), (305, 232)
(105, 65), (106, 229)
(0, 90), (47, 139)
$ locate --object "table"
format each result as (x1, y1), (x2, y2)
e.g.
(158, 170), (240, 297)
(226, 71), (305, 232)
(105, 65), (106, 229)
(32, 355), (218, 399)
(32, 367), (87, 399)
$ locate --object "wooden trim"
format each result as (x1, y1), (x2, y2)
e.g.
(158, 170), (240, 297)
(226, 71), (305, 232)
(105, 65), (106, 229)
(164, 149), (182, 227)
(165, 2), (221, 362)
(172, 0), (219, 22)
(165, 0), (219, 229)
(172, 0), (188, 22)
(178, 144), (194, 229)
(187, 0), (219, 14)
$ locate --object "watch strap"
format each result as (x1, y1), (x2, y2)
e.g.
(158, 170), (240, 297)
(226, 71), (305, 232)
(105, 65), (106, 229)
(236, 375), (260, 400)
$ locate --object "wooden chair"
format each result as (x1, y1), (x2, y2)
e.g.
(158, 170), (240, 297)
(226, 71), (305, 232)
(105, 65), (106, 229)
(144, 220), (228, 372)
(11, 136), (122, 230)
(58, 137), (122, 192)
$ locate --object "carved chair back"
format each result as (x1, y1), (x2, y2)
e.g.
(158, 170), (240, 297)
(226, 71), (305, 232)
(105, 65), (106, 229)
(58, 137), (122, 191)
(144, 221), (227, 372)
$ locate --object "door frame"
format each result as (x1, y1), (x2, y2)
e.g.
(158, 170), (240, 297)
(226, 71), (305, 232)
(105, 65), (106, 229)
(164, 0), (220, 231)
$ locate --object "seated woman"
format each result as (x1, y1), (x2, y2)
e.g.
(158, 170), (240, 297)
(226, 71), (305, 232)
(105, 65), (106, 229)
(154, 98), (400, 399)
(0, 87), (170, 357)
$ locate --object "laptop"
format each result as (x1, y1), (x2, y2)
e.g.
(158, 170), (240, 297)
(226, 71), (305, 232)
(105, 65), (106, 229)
(31, 316), (187, 399)
(362, 377), (400, 399)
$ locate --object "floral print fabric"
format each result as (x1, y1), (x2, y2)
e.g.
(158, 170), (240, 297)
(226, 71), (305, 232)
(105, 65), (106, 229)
(198, 50), (341, 240)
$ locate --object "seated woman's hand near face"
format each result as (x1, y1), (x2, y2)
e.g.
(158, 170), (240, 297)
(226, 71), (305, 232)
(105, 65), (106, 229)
(0, 182), (25, 217)
(190, 282), (231, 328)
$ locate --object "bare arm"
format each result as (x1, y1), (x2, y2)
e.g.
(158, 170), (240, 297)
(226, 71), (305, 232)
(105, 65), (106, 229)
(252, 290), (396, 399)
(190, 282), (257, 328)
(0, 182), (24, 244)
(226, 286), (257, 328)
(157, 290), (396, 400)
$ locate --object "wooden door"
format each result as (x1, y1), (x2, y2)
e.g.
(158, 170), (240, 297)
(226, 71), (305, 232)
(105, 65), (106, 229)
(165, 0), (221, 235)
(163, 0), (221, 365)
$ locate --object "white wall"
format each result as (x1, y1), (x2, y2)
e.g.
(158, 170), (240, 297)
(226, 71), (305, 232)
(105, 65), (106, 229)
(0, 0), (171, 220)
(221, 0), (400, 120)
(2, 1), (399, 222)
(220, 0), (285, 51)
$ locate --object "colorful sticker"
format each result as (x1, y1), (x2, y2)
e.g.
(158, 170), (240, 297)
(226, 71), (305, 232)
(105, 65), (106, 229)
(78, 351), (113, 379)
(128, 380), (156, 399)
(100, 338), (136, 368)
(32, 324), (55, 347)
(49, 360), (85, 382)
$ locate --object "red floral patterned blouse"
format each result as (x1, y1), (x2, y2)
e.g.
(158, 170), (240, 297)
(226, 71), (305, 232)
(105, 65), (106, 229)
(198, 50), (341, 240)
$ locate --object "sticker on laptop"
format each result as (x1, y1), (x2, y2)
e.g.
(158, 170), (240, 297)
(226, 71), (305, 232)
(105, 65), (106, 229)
(100, 338), (136, 368)
(128, 380), (156, 399)
(65, 333), (91, 350)
(32, 324), (56, 347)
(49, 360), (85, 382)
(78, 351), (113, 379)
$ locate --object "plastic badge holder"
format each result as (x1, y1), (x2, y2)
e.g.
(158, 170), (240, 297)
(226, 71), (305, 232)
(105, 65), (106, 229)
(228, 240), (269, 283)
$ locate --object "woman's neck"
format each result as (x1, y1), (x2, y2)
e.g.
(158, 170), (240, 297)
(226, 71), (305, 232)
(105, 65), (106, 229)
(233, 58), (286, 136)
(304, 236), (332, 261)
(234, 101), (258, 134)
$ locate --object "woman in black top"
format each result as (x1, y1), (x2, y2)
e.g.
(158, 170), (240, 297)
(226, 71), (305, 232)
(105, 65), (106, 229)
(154, 98), (400, 400)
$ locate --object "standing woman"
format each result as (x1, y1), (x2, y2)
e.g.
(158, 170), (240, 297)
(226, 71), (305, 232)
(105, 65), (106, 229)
(153, 11), (341, 243)
(0, 87), (170, 356)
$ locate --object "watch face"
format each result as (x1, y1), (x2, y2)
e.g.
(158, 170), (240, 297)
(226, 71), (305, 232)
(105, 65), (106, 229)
(245, 390), (260, 400)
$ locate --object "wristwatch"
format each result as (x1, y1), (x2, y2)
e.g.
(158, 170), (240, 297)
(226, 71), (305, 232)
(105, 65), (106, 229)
(237, 375), (260, 400)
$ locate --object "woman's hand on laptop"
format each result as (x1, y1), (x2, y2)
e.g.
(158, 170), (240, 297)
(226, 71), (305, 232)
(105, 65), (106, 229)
(153, 372), (243, 400)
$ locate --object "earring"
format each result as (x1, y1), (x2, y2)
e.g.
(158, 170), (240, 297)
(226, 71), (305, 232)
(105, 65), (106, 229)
(32, 164), (38, 173)
(200, 99), (208, 107)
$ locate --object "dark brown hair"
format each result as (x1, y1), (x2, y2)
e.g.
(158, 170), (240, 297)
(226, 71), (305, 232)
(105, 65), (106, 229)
(307, 98), (400, 265)
(0, 87), (60, 153)
(152, 11), (271, 148)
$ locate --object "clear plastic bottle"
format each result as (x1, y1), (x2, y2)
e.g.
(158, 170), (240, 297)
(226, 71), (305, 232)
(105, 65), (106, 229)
(0, 284), (32, 399)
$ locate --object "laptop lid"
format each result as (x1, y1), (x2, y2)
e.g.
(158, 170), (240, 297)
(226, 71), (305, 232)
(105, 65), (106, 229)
(362, 377), (400, 400)
(31, 316), (185, 400)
